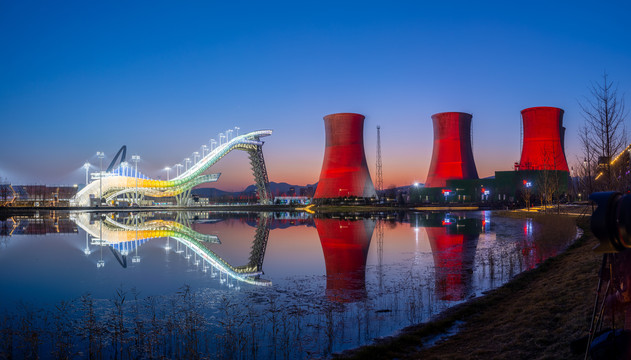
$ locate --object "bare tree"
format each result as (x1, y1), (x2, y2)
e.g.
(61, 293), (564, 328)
(577, 124), (596, 194)
(536, 144), (562, 213)
(580, 72), (627, 190)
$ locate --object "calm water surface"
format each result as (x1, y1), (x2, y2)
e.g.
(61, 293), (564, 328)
(0, 210), (572, 358)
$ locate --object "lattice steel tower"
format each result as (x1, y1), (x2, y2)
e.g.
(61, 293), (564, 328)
(376, 125), (383, 195)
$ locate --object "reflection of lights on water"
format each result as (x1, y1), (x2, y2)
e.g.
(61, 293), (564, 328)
(414, 227), (419, 245)
(132, 256), (140, 263)
(97, 260), (105, 268)
(524, 219), (533, 236)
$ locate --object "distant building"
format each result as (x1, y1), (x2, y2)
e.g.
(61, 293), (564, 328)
(274, 196), (311, 205)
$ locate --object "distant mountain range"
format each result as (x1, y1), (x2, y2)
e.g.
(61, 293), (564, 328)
(192, 182), (317, 198)
(192, 181), (413, 198)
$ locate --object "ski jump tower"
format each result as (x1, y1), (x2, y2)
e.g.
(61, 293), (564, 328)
(313, 113), (377, 201)
(425, 112), (479, 188)
(517, 106), (569, 172)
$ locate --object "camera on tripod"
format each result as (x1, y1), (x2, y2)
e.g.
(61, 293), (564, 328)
(590, 191), (631, 253)
(583, 192), (631, 359)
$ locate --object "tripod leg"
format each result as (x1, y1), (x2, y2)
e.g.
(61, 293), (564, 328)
(585, 254), (609, 360)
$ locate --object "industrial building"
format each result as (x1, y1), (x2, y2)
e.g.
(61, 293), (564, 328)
(411, 107), (570, 205)
(313, 113), (377, 203)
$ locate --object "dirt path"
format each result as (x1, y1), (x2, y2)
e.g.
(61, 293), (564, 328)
(339, 216), (600, 360)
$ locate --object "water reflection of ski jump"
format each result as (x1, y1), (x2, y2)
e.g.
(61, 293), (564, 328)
(72, 212), (272, 286)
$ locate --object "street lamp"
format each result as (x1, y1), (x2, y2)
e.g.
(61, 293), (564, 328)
(185, 158), (191, 172)
(201, 145), (208, 158)
(210, 139), (216, 151)
(193, 151), (200, 164)
(96, 151), (105, 205)
(226, 129), (233, 141)
(219, 133), (225, 145)
(175, 163), (183, 177)
(234, 126), (240, 136)
(83, 162), (91, 186)
(121, 161), (129, 177)
(132, 155), (140, 205)
(164, 166), (171, 180)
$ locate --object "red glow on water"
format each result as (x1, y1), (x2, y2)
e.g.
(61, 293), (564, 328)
(315, 217), (375, 303)
(426, 226), (479, 301)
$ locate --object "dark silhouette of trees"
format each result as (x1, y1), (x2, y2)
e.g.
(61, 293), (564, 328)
(579, 72), (627, 190)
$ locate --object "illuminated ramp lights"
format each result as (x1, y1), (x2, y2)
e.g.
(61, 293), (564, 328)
(71, 130), (273, 206)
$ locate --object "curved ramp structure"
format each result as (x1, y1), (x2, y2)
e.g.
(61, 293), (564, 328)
(71, 130), (272, 206)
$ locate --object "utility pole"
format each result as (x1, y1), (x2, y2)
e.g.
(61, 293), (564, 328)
(96, 152), (105, 205)
(376, 125), (383, 198)
(132, 155), (140, 205)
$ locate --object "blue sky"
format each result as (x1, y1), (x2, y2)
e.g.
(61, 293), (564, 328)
(1, 1), (630, 190)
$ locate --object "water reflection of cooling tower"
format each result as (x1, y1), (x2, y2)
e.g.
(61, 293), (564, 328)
(313, 113), (377, 199)
(315, 217), (376, 303)
(426, 218), (480, 301)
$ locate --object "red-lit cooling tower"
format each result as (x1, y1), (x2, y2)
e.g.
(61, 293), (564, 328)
(314, 113), (377, 199)
(518, 107), (569, 171)
(426, 221), (479, 301)
(425, 112), (479, 188)
(315, 218), (375, 303)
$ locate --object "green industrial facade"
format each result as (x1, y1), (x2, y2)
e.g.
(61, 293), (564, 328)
(409, 170), (569, 205)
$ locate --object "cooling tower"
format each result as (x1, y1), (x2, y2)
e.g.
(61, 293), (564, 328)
(315, 217), (375, 303)
(425, 112), (479, 188)
(518, 107), (569, 171)
(313, 113), (377, 199)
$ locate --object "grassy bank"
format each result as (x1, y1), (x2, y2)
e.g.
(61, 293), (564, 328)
(338, 214), (599, 359)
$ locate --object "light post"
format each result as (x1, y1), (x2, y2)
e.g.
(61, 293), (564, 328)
(202, 145), (208, 158)
(234, 126), (240, 137)
(96, 152), (105, 205)
(121, 161), (129, 177)
(175, 163), (183, 177)
(185, 158), (191, 172)
(226, 129), (233, 142)
(84, 232), (91, 256)
(164, 166), (171, 180)
(132, 155), (140, 205)
(210, 139), (217, 151)
(83, 162), (91, 186)
(219, 133), (224, 146)
(193, 151), (200, 164)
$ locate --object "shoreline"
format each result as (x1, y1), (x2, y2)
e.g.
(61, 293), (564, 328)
(336, 213), (597, 359)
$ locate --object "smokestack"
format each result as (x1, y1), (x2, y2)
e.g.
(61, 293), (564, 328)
(314, 113), (377, 199)
(425, 112), (479, 188)
(518, 107), (569, 171)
